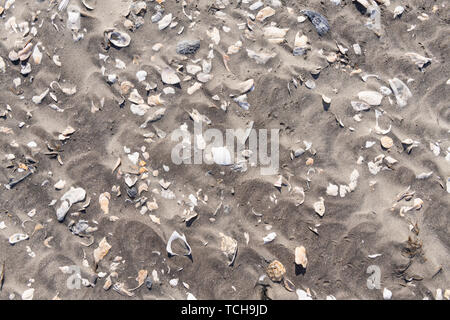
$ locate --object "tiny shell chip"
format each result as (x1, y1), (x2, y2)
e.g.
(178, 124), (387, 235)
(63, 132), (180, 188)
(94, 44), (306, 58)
(99, 192), (110, 214)
(295, 246), (308, 268)
(107, 30), (131, 48)
(9, 233), (29, 245)
(380, 136), (394, 149)
(256, 7), (276, 22)
(266, 260), (286, 282)
(93, 237), (112, 265)
(313, 197), (325, 217)
(161, 67), (180, 85)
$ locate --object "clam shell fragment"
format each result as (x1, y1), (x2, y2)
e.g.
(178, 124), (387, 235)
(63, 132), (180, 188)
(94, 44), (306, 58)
(166, 231), (192, 257)
(295, 246), (308, 268)
(106, 30), (131, 48)
(9, 233), (29, 245)
(161, 67), (180, 85)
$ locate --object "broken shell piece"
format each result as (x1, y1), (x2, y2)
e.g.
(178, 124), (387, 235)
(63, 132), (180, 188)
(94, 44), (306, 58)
(32, 89), (50, 104)
(313, 197), (325, 217)
(158, 13), (172, 30)
(32, 45), (42, 64)
(82, 0), (96, 10)
(61, 187), (86, 206)
(293, 32), (309, 55)
(0, 57), (5, 73)
(256, 7), (276, 22)
(322, 95), (331, 105)
(99, 192), (110, 214)
(358, 91), (383, 106)
(389, 78), (412, 107)
(9, 233), (29, 245)
(54, 180), (66, 190)
(405, 52), (431, 69)
(295, 246), (308, 268)
(266, 260), (286, 282)
(22, 288), (34, 300)
(166, 231), (192, 257)
(93, 237), (111, 265)
(263, 232), (277, 244)
(393, 6), (404, 18)
(219, 233), (238, 266)
(107, 30), (131, 48)
(161, 67), (180, 85)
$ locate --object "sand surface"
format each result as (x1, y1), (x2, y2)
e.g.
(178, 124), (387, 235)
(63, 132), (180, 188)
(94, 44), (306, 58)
(0, 0), (449, 300)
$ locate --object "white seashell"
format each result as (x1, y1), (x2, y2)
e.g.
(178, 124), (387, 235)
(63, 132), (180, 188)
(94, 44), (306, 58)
(53, 55), (62, 66)
(207, 27), (220, 45)
(166, 231), (192, 256)
(32, 89), (50, 104)
(393, 6), (404, 18)
(54, 180), (66, 190)
(21, 63), (32, 75)
(358, 91), (383, 106)
(446, 178), (450, 194)
(128, 89), (144, 104)
(136, 70), (147, 82)
(351, 101), (371, 111)
(296, 289), (313, 300)
(32, 45), (42, 64)
(416, 172), (433, 180)
(313, 197), (325, 216)
(61, 187), (86, 206)
(128, 152), (139, 165)
(9, 233), (29, 245)
(0, 56), (5, 73)
(169, 278), (179, 287)
(264, 26), (289, 39)
(82, 0), (97, 10)
(389, 78), (412, 107)
(161, 67), (180, 85)
(256, 7), (276, 22)
(158, 13), (172, 30)
(187, 82), (202, 95)
(263, 232), (277, 244)
(295, 246), (308, 268)
(186, 64), (202, 75)
(383, 288), (392, 300)
(21, 288), (34, 300)
(130, 104), (150, 116)
(107, 30), (131, 48)
(249, 1), (264, 11)
(405, 52), (431, 69)
(197, 72), (213, 83)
